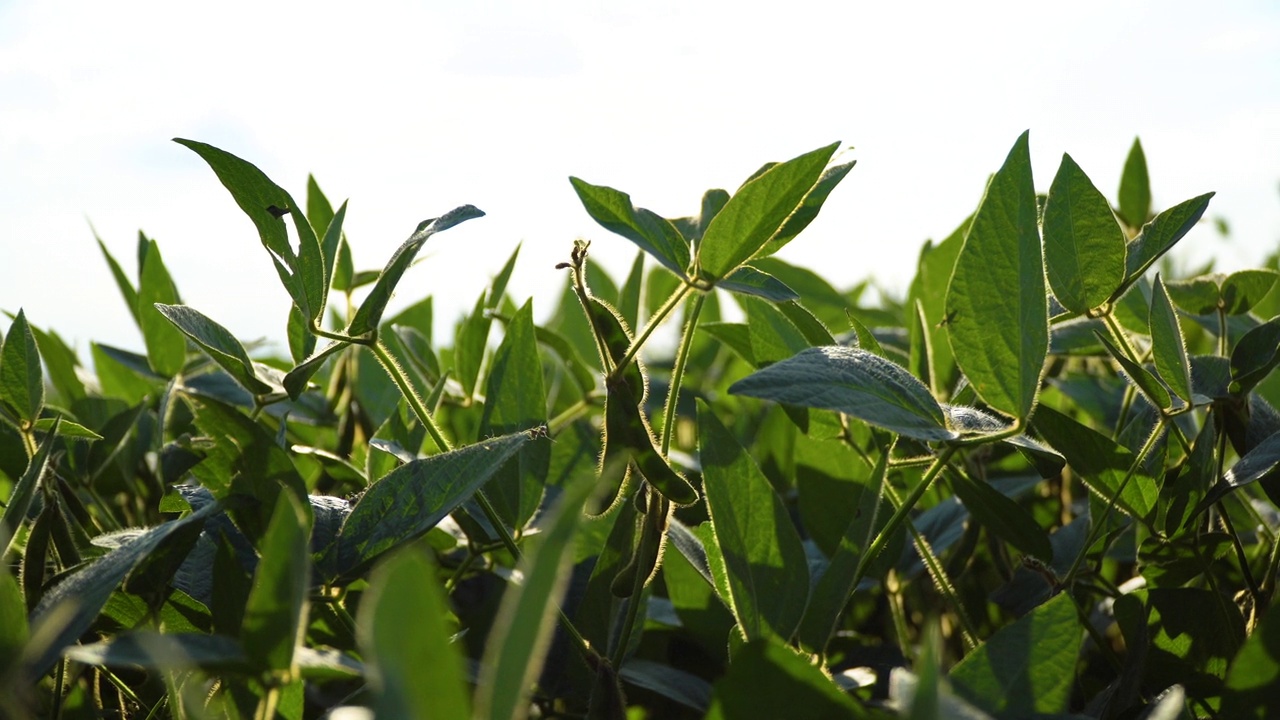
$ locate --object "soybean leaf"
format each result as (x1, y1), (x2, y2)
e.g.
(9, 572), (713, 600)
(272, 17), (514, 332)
(0, 418), (58, 558)
(533, 325), (595, 398)
(24, 501), (221, 679)
(156, 304), (276, 396)
(741, 296), (810, 366)
(697, 401), (809, 642)
(730, 346), (953, 442)
(333, 429), (536, 579)
(454, 291), (492, 401)
(1163, 418), (1216, 535)
(1195, 431), (1280, 514)
(946, 131), (1047, 420)
(0, 570), (27, 679)
(697, 142), (840, 281)
(1120, 192), (1215, 289)
(1222, 598), (1280, 718)
(704, 638), (861, 720)
(671, 188), (731, 249)
(1096, 330), (1173, 411)
(1043, 153), (1127, 314)
(136, 240), (187, 377)
(620, 659), (713, 712)
(283, 340), (346, 399)
(1032, 405), (1157, 519)
(1114, 588), (1243, 702)
(718, 265), (799, 302)
(618, 251), (645, 331)
(94, 231), (140, 327)
(25, 324), (84, 405)
(478, 300), (550, 530)
(1117, 137), (1152, 229)
(319, 200), (349, 292)
(241, 492), (312, 674)
(907, 218), (969, 400)
(474, 474), (591, 720)
(948, 467), (1052, 563)
(347, 205), (485, 338)
(305, 175), (335, 253)
(949, 592), (1079, 716)
(569, 177), (691, 276)
(1230, 316), (1280, 395)
(487, 244), (521, 311)
(755, 157), (855, 259)
(176, 139), (327, 325)
(1221, 269), (1280, 315)
(1149, 275), (1193, 404)
(1, 309), (43, 424)
(1165, 275), (1222, 315)
(31, 417), (99, 441)
(358, 546), (470, 719)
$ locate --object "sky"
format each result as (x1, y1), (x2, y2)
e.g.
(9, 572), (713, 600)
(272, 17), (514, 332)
(1, 1), (1277, 357)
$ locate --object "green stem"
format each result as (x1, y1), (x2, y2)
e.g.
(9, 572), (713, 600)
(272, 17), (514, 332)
(1217, 498), (1262, 606)
(849, 446), (959, 592)
(1218, 307), (1229, 357)
(548, 394), (602, 435)
(660, 292), (706, 454)
(612, 282), (692, 378)
(610, 492), (665, 669)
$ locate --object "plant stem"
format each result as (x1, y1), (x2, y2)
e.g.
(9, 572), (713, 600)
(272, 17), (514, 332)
(548, 394), (602, 435)
(660, 292), (705, 454)
(611, 491), (665, 669)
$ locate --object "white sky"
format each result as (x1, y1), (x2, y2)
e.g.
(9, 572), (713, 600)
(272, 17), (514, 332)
(2, 1), (1278, 356)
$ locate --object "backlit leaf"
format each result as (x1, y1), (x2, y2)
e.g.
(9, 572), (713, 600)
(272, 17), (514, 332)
(569, 177), (691, 277)
(1149, 274), (1193, 404)
(0, 309), (43, 424)
(1117, 137), (1151, 229)
(1043, 153), (1127, 314)
(156, 304), (276, 396)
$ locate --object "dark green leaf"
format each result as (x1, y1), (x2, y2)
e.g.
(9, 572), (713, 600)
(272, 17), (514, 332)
(283, 340), (346, 399)
(0, 569), (28, 679)
(704, 638), (862, 719)
(0, 417), (58, 557)
(907, 218), (969, 400)
(620, 659), (713, 712)
(319, 200), (349, 293)
(949, 467), (1052, 563)
(1032, 405), (1157, 519)
(697, 402), (809, 641)
(1114, 588), (1243, 701)
(730, 346), (953, 441)
(569, 177), (691, 277)
(454, 291), (492, 400)
(136, 240), (187, 377)
(1222, 597), (1280, 718)
(1195, 431), (1280, 514)
(479, 300), (549, 530)
(333, 429), (536, 578)
(1230, 316), (1280, 395)
(475, 474), (591, 720)
(358, 546), (471, 719)
(949, 592), (1079, 716)
(1221, 269), (1280, 315)
(1096, 330), (1173, 410)
(94, 232), (140, 327)
(65, 632), (248, 673)
(347, 205), (485, 338)
(618, 251), (645, 331)
(487, 244), (520, 311)
(1164, 275), (1221, 315)
(697, 142), (840, 281)
(156, 304), (276, 396)
(1121, 192), (1215, 287)
(756, 158), (855, 258)
(31, 417), (100, 440)
(240, 492), (312, 673)
(742, 296), (810, 366)
(1149, 275), (1193, 404)
(946, 131), (1047, 420)
(24, 322), (84, 406)
(176, 139), (327, 324)
(0, 309), (43, 424)
(1118, 137), (1152, 229)
(24, 501), (220, 679)
(1043, 153), (1127, 314)
(718, 265), (799, 302)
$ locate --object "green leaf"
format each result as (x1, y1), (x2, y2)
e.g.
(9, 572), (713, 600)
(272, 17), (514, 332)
(1195, 431), (1280, 514)
(1221, 269), (1280, 315)
(1165, 275), (1223, 315)
(24, 501), (220, 679)
(755, 158), (855, 259)
(241, 491), (312, 674)
(569, 177), (691, 277)
(358, 546), (471, 719)
(1149, 275), (1193, 404)
(1121, 192), (1215, 287)
(718, 266), (799, 302)
(25, 324), (84, 405)
(1230, 316), (1280, 395)
(1114, 588), (1243, 702)
(618, 251), (645, 331)
(319, 200), (349, 292)
(949, 467), (1052, 563)
(333, 429), (536, 578)
(697, 402), (809, 642)
(1, 309), (44, 424)
(697, 142), (840, 281)
(31, 417), (100, 440)
(949, 592), (1079, 716)
(1032, 405), (1157, 519)
(1043, 153), (1127, 314)
(479, 300), (550, 530)
(0, 417), (58, 558)
(156, 304), (276, 396)
(454, 290), (492, 400)
(1222, 596), (1280, 718)
(347, 205), (484, 338)
(946, 131), (1047, 420)
(474, 474), (591, 720)
(1117, 137), (1152, 229)
(741, 296), (810, 366)
(704, 638), (862, 719)
(283, 340), (346, 399)
(672, 188), (731, 249)
(796, 446), (888, 652)
(0, 569), (27, 679)
(94, 231), (140, 327)
(136, 240), (187, 377)
(176, 139), (327, 325)
(305, 174), (335, 251)
(487, 244), (521, 311)
(730, 346), (953, 442)
(1096, 330), (1173, 410)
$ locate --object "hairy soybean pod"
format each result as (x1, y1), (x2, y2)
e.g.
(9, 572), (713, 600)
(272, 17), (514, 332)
(586, 297), (645, 401)
(610, 493), (669, 597)
(606, 373), (698, 506)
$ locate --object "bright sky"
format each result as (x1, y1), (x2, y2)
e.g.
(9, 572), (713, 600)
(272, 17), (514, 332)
(2, 1), (1277, 356)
